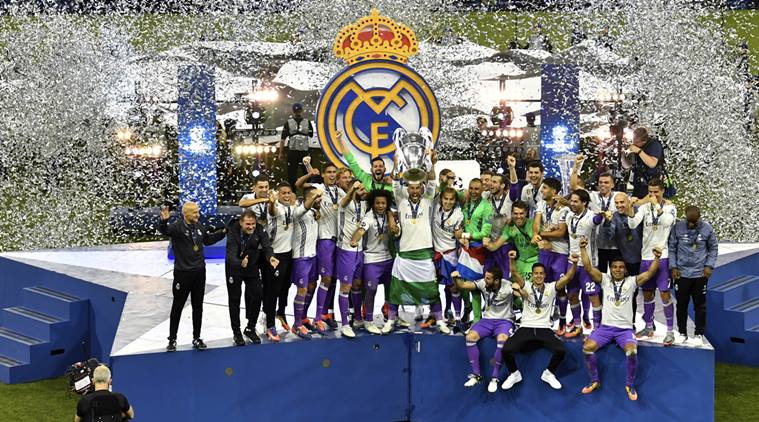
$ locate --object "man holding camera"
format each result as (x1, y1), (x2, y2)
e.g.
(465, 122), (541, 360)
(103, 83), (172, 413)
(75, 365), (134, 422)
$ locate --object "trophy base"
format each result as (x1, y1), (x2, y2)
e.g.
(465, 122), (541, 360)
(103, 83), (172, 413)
(404, 168), (428, 183)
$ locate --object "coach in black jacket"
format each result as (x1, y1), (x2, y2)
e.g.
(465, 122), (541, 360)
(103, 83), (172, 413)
(226, 209), (280, 345)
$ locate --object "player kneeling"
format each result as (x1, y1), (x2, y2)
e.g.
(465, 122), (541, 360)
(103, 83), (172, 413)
(578, 238), (662, 401)
(452, 267), (514, 393)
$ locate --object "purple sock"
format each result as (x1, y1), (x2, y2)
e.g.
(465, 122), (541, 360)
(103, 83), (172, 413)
(364, 287), (378, 322)
(315, 283), (329, 322)
(466, 341), (481, 376)
(351, 289), (363, 322)
(452, 292), (462, 318)
(388, 304), (398, 320)
(643, 299), (655, 328)
(444, 287), (452, 314)
(585, 352), (599, 383)
(582, 293), (591, 324)
(303, 289), (314, 321)
(338, 291), (350, 325)
(558, 295), (568, 327)
(592, 305), (602, 328)
(491, 340), (505, 378)
(571, 302), (581, 325)
(326, 281), (337, 314)
(430, 302), (443, 321)
(626, 353), (637, 386)
(293, 292), (305, 328)
(663, 300), (674, 331)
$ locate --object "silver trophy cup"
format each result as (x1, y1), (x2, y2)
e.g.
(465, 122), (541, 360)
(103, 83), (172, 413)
(393, 127), (433, 183)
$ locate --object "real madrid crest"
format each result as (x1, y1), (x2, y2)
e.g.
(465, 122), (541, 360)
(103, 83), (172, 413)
(317, 9), (440, 173)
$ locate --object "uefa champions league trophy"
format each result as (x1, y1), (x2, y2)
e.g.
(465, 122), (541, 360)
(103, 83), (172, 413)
(393, 127), (433, 183)
(556, 154), (576, 196)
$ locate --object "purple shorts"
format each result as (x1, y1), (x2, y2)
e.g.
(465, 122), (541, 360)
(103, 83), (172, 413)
(471, 318), (515, 339)
(588, 324), (637, 349)
(485, 245), (512, 279)
(362, 259), (393, 290)
(640, 258), (671, 292)
(317, 239), (336, 278)
(568, 266), (599, 296)
(291, 256), (318, 288)
(539, 250), (568, 284)
(335, 247), (364, 285)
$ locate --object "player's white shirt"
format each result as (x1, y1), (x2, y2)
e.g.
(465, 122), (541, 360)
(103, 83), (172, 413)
(519, 281), (557, 329)
(268, 202), (294, 254)
(536, 201), (570, 255)
(359, 211), (392, 264)
(588, 190), (620, 250)
(431, 198), (464, 253)
(628, 202), (676, 260)
(337, 198), (367, 252)
(310, 183), (343, 240)
(241, 193), (270, 230)
(566, 208), (600, 266)
(291, 204), (319, 259)
(394, 180), (437, 253)
(600, 274), (637, 330)
(474, 279), (514, 320)
(483, 190), (513, 218)
(520, 182), (542, 218)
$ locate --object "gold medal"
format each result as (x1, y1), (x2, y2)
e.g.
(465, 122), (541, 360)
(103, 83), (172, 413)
(284, 225), (290, 231)
(411, 219), (417, 224)
(193, 245), (199, 252)
(571, 234), (577, 239)
(652, 225), (659, 231)
(535, 307), (541, 314)
(332, 204), (338, 211)
(692, 243), (697, 251)
(378, 234), (385, 241)
(615, 300), (621, 306)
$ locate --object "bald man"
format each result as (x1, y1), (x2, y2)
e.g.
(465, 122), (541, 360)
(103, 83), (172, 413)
(159, 202), (226, 352)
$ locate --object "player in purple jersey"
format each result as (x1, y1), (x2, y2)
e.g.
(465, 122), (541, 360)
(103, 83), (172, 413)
(579, 238), (662, 401)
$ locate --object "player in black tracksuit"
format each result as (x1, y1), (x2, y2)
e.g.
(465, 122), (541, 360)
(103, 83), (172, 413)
(225, 210), (279, 345)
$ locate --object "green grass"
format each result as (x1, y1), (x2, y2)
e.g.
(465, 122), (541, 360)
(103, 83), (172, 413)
(0, 364), (757, 421)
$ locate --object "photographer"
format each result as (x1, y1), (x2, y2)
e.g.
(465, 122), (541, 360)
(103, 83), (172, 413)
(279, 103), (314, 187)
(75, 366), (134, 422)
(626, 127), (664, 198)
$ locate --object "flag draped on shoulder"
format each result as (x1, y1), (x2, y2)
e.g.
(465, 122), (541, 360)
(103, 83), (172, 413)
(456, 241), (486, 281)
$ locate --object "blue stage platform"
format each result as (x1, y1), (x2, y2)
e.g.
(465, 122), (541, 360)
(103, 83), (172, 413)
(110, 332), (714, 422)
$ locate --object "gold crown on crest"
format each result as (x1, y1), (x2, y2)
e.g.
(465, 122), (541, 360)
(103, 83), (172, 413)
(333, 9), (419, 65)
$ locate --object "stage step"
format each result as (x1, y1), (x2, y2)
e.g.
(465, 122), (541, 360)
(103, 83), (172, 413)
(0, 286), (90, 384)
(707, 272), (759, 366)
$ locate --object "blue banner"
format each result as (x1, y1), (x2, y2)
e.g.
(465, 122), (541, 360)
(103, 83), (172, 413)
(540, 64), (579, 182)
(177, 65), (217, 215)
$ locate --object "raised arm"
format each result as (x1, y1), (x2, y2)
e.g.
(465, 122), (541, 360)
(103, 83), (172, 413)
(556, 254), (579, 290)
(636, 247), (662, 286)
(340, 181), (360, 208)
(451, 271), (479, 291)
(295, 168), (320, 190)
(508, 250), (525, 288)
(579, 238), (602, 282)
(239, 196), (269, 208)
(569, 154), (585, 191)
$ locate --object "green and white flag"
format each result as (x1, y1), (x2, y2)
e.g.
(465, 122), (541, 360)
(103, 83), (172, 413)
(389, 249), (439, 305)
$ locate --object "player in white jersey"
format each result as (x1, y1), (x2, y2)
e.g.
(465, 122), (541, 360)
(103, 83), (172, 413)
(570, 158), (621, 273)
(627, 178), (677, 345)
(350, 189), (397, 335)
(517, 160), (545, 218)
(562, 188), (605, 337)
(239, 176), (272, 229)
(385, 151), (442, 334)
(428, 187), (464, 329)
(531, 178), (572, 334)
(453, 266), (514, 393)
(262, 183), (295, 342)
(501, 251), (579, 391)
(289, 187), (323, 339)
(331, 180), (367, 339)
(296, 162), (344, 331)
(579, 238), (662, 401)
